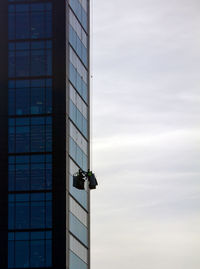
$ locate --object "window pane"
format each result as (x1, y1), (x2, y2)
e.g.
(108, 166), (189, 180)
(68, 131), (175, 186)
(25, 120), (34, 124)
(8, 203), (15, 229)
(69, 213), (88, 246)
(16, 51), (29, 77)
(31, 125), (45, 152)
(46, 240), (52, 267)
(31, 87), (45, 114)
(30, 240), (45, 267)
(8, 241), (15, 268)
(46, 201), (52, 228)
(15, 241), (29, 268)
(16, 13), (29, 39)
(16, 164), (30, 191)
(31, 201), (45, 228)
(31, 163), (45, 190)
(16, 126), (30, 153)
(70, 251), (87, 269)
(16, 88), (30, 115)
(31, 12), (44, 39)
(16, 202), (29, 229)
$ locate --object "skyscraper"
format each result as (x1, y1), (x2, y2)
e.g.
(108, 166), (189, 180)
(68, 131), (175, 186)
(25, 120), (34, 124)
(0, 0), (91, 268)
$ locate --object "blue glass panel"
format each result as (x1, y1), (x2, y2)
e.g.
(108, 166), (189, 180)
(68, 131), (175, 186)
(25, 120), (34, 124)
(31, 12), (44, 39)
(16, 88), (30, 115)
(9, 194), (15, 202)
(31, 201), (45, 228)
(31, 50), (45, 76)
(46, 201), (52, 228)
(70, 101), (76, 123)
(9, 156), (15, 164)
(77, 146), (82, 168)
(16, 42), (29, 50)
(16, 50), (30, 77)
(8, 51), (15, 77)
(8, 232), (15, 241)
(31, 3), (44, 11)
(16, 117), (29, 125)
(77, 38), (82, 58)
(46, 116), (52, 124)
(46, 79), (52, 87)
(46, 154), (52, 162)
(46, 50), (52, 75)
(9, 80), (15, 88)
(16, 13), (29, 39)
(82, 81), (87, 102)
(8, 241), (15, 269)
(83, 118), (87, 137)
(15, 241), (29, 268)
(70, 138), (76, 161)
(16, 126), (30, 153)
(45, 12), (52, 38)
(46, 125), (52, 152)
(16, 79), (29, 88)
(77, 74), (82, 95)
(69, 64), (77, 89)
(9, 4), (15, 11)
(31, 192), (45, 201)
(16, 164), (30, 191)
(69, 26), (76, 48)
(69, 213), (88, 246)
(31, 154), (44, 163)
(46, 163), (52, 189)
(16, 202), (29, 229)
(31, 87), (45, 114)
(31, 163), (45, 190)
(46, 3), (52, 11)
(70, 251), (87, 269)
(46, 231), (52, 239)
(9, 89), (15, 115)
(16, 155), (29, 163)
(82, 45), (87, 66)
(31, 125), (45, 152)
(46, 193), (52, 201)
(8, 203), (15, 229)
(31, 41), (45, 50)
(77, 110), (82, 131)
(9, 164), (15, 191)
(31, 117), (45, 125)
(83, 154), (87, 171)
(46, 87), (52, 113)
(16, 4), (29, 12)
(9, 126), (15, 153)
(9, 118), (15, 126)
(31, 79), (45, 87)
(46, 240), (52, 267)
(8, 13), (15, 40)
(82, 9), (87, 31)
(31, 231), (45, 240)
(16, 193), (29, 202)
(15, 232), (29, 240)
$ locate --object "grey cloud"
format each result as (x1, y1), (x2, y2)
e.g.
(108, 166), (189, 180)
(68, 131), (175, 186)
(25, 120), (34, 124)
(91, 0), (200, 268)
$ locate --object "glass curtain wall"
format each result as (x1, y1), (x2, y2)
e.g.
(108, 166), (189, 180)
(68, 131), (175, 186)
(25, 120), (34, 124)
(67, 0), (89, 269)
(8, 0), (53, 268)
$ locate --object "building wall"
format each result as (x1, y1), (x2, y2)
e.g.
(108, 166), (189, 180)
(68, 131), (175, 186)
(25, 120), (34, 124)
(0, 0), (90, 268)
(7, 0), (54, 267)
(67, 1), (90, 269)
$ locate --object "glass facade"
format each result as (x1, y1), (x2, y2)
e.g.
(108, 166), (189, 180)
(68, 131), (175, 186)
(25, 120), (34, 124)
(8, 0), (53, 268)
(68, 1), (89, 269)
(1, 0), (90, 268)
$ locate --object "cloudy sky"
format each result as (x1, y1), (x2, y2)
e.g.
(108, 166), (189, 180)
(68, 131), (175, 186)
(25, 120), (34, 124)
(90, 0), (200, 268)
